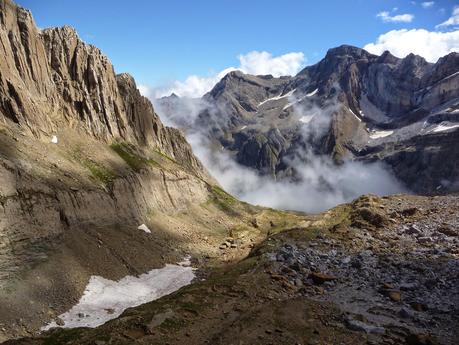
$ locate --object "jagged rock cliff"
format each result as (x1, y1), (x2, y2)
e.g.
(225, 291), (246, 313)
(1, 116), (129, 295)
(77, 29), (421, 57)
(0, 0), (202, 172)
(0, 0), (226, 340)
(158, 45), (459, 192)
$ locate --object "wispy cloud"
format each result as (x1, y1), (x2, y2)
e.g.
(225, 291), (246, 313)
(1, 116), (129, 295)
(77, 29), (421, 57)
(140, 51), (305, 99)
(421, 2), (435, 9)
(377, 11), (414, 23)
(436, 6), (459, 29)
(364, 28), (459, 62)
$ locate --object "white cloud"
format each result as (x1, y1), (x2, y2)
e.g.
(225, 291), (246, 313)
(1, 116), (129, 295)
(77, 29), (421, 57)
(364, 28), (459, 62)
(436, 6), (459, 29)
(421, 2), (435, 9)
(238, 51), (305, 77)
(377, 11), (414, 23)
(140, 51), (305, 99)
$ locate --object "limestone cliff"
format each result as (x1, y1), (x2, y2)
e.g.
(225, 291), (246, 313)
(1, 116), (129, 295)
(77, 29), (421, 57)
(0, 0), (222, 339)
(0, 0), (203, 173)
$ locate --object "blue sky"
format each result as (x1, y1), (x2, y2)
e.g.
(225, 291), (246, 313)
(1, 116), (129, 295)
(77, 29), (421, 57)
(17, 0), (459, 95)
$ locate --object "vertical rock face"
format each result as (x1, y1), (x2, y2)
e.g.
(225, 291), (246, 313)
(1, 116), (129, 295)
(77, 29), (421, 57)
(0, 0), (203, 172)
(0, 0), (217, 327)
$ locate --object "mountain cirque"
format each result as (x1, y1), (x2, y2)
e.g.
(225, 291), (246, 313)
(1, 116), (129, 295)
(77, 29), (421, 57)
(157, 45), (459, 193)
(0, 0), (458, 344)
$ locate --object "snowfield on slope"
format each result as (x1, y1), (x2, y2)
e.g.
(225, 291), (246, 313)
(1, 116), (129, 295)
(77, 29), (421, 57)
(258, 89), (296, 107)
(42, 258), (194, 330)
(430, 123), (459, 133)
(369, 130), (394, 139)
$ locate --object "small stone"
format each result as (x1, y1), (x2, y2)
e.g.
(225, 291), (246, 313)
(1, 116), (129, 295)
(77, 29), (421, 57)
(309, 272), (337, 284)
(437, 225), (457, 237)
(313, 286), (325, 294)
(346, 319), (385, 334)
(411, 302), (428, 312)
(399, 307), (413, 318)
(382, 282), (394, 289)
(400, 282), (417, 291)
(401, 208), (418, 217)
(417, 237), (432, 244)
(405, 333), (436, 345)
(405, 225), (421, 235)
(388, 291), (402, 302)
(55, 318), (65, 326)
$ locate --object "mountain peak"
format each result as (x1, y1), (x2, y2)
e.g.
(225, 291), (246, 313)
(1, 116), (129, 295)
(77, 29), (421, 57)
(377, 50), (399, 64)
(325, 45), (372, 60)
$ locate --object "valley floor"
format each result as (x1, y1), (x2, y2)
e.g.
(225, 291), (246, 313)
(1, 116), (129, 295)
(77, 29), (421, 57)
(5, 194), (458, 345)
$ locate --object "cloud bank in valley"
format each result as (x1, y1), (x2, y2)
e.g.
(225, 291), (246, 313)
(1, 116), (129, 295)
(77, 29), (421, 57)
(187, 132), (405, 213)
(153, 88), (406, 213)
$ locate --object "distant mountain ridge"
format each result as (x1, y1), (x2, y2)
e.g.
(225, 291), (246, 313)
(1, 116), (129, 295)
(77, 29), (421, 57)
(157, 45), (459, 193)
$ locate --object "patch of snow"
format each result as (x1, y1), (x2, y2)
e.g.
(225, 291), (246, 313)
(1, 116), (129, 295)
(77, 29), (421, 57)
(51, 135), (58, 144)
(348, 108), (362, 122)
(430, 123), (459, 133)
(359, 110), (365, 117)
(177, 255), (192, 267)
(306, 88), (318, 97)
(138, 224), (151, 233)
(283, 103), (293, 111)
(369, 130), (394, 139)
(258, 89), (296, 107)
(421, 72), (459, 92)
(42, 259), (195, 330)
(299, 114), (315, 124)
(438, 71), (459, 83)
